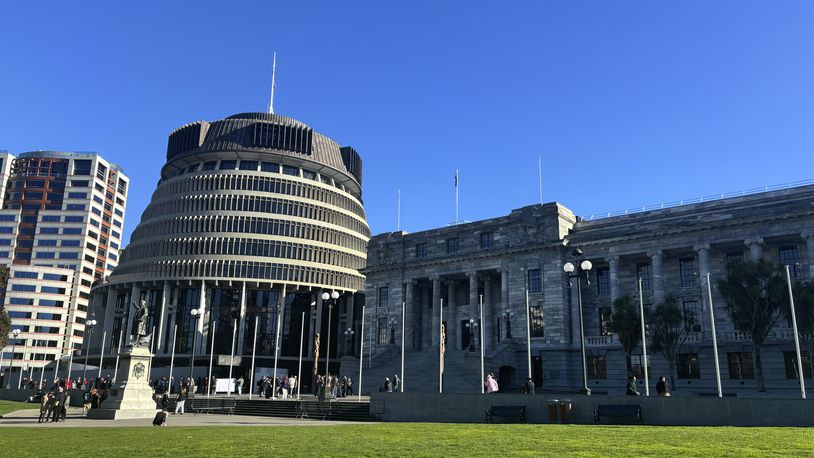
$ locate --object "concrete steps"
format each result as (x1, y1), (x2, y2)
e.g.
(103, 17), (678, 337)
(361, 348), (484, 394)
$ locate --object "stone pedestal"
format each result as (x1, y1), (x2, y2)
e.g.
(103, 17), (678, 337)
(88, 346), (157, 420)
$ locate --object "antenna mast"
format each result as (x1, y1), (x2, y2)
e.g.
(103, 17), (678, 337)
(268, 52), (277, 114)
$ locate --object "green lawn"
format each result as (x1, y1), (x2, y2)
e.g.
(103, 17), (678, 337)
(0, 400), (39, 417)
(0, 423), (811, 457)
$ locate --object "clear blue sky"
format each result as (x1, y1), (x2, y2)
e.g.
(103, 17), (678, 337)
(2, 1), (813, 245)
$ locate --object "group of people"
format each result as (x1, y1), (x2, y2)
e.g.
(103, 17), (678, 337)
(379, 374), (400, 392)
(627, 375), (672, 397)
(259, 375), (297, 399)
(314, 374), (352, 398)
(32, 376), (107, 423)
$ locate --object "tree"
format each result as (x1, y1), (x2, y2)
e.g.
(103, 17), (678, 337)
(0, 265), (9, 349)
(609, 295), (641, 375)
(717, 259), (786, 392)
(648, 295), (696, 390)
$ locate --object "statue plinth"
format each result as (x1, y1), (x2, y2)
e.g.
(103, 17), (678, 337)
(87, 346), (157, 420)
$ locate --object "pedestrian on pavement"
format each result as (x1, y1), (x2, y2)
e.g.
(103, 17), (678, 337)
(523, 376), (535, 394)
(175, 387), (187, 415)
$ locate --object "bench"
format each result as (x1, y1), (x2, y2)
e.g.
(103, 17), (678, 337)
(594, 404), (643, 424)
(297, 401), (338, 421)
(190, 397), (236, 416)
(485, 405), (527, 423)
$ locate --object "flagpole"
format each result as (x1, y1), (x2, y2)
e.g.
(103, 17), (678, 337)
(358, 305), (365, 403)
(439, 298), (444, 394)
(705, 273), (723, 398)
(479, 294), (485, 395)
(249, 316), (259, 400)
(97, 331), (106, 381)
(207, 321), (216, 398)
(400, 301), (405, 393)
(638, 278), (649, 396)
(525, 289), (532, 380)
(397, 189), (401, 231)
(268, 52), (277, 114)
(454, 170), (459, 224)
(168, 324), (177, 395)
(113, 329), (123, 383)
(538, 155), (543, 205)
(228, 318), (237, 396)
(297, 311), (305, 399)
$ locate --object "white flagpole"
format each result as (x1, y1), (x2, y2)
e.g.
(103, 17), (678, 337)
(272, 297), (283, 399)
(439, 298), (444, 394)
(479, 294), (485, 394)
(207, 321), (216, 398)
(268, 52), (277, 114)
(67, 346), (74, 385)
(168, 324), (177, 395)
(113, 329), (123, 383)
(455, 170), (459, 224)
(228, 318), (237, 396)
(784, 266), (807, 399)
(358, 305), (365, 402)
(249, 316), (259, 400)
(98, 331), (106, 381)
(525, 289), (532, 379)
(705, 273), (723, 398)
(401, 301), (405, 393)
(397, 189), (401, 232)
(638, 278), (649, 396)
(297, 311), (305, 399)
(538, 155), (543, 205)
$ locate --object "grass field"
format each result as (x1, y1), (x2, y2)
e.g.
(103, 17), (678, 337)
(0, 423), (810, 457)
(0, 400), (39, 417)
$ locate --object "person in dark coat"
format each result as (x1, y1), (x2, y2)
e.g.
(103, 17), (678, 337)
(626, 376), (640, 396)
(523, 377), (535, 394)
(153, 408), (168, 426)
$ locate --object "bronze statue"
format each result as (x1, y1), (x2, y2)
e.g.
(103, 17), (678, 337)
(131, 299), (151, 348)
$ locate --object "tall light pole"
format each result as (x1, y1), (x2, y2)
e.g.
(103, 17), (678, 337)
(322, 290), (339, 397)
(503, 310), (515, 339)
(563, 247), (592, 395)
(784, 264), (807, 399)
(81, 319), (97, 388)
(467, 318), (479, 352)
(7, 329), (20, 389)
(188, 308), (200, 389)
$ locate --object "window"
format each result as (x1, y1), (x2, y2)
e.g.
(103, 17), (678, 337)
(727, 352), (755, 379)
(63, 228), (82, 235)
(40, 227), (59, 234)
(378, 286), (389, 308)
(378, 318), (389, 345)
(71, 180), (89, 187)
(201, 161), (217, 171)
(35, 252), (55, 259)
(784, 351), (812, 379)
(636, 263), (652, 290)
(0, 239), (12, 246)
(630, 354), (651, 379)
(93, 195), (103, 204)
(682, 300), (701, 332)
(480, 231), (494, 249)
(9, 297), (34, 305)
(41, 286), (66, 294)
(12, 284), (36, 292)
(587, 355), (607, 379)
(527, 268), (542, 294)
(239, 161), (258, 171)
(0, 227), (12, 233)
(38, 240), (57, 247)
(13, 271), (38, 279)
(679, 257), (697, 287)
(60, 240), (81, 247)
(73, 160), (92, 175)
(219, 160), (237, 170)
(415, 243), (427, 259)
(302, 170), (316, 180)
(66, 204), (85, 211)
(58, 252), (79, 259)
(529, 305), (544, 337)
(68, 192), (87, 199)
(0, 215), (14, 222)
(43, 273), (67, 281)
(446, 237), (459, 254)
(42, 215), (61, 222)
(599, 307), (613, 336)
(8, 311), (32, 319)
(778, 246), (800, 278)
(261, 162), (279, 173)
(596, 267), (610, 295)
(677, 353), (701, 379)
(282, 165), (299, 176)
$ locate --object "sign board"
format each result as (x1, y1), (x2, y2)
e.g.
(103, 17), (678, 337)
(217, 355), (243, 366)
(215, 378), (234, 393)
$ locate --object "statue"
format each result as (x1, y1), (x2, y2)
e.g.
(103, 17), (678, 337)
(130, 299), (151, 349)
(312, 332), (320, 386)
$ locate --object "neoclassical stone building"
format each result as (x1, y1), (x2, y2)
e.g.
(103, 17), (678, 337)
(362, 184), (814, 395)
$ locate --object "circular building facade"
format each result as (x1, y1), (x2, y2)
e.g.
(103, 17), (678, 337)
(89, 113), (369, 381)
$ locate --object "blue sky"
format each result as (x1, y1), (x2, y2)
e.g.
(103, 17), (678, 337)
(1, 1), (813, 245)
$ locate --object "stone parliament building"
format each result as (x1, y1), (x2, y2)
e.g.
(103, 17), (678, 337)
(362, 184), (814, 395)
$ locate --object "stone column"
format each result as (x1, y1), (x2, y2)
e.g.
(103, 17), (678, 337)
(803, 230), (814, 279)
(431, 275), (441, 346)
(404, 280), (415, 350)
(608, 256), (620, 302)
(695, 243), (711, 336)
(484, 275), (495, 349)
(648, 250), (664, 305)
(745, 237), (764, 261)
(501, 268), (509, 340)
(447, 279), (458, 350)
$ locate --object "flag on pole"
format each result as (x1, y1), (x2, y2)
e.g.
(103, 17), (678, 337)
(454, 170), (458, 188)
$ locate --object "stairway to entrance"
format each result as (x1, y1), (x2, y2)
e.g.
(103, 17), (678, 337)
(361, 348), (484, 394)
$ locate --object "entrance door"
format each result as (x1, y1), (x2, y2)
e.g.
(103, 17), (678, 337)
(461, 320), (471, 350)
(533, 356), (543, 387)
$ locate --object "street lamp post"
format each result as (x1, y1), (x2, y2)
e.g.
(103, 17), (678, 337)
(82, 319), (97, 388)
(7, 329), (20, 389)
(503, 310), (515, 339)
(563, 248), (593, 396)
(322, 290), (339, 398)
(188, 308), (200, 390)
(467, 319), (479, 352)
(344, 328), (355, 356)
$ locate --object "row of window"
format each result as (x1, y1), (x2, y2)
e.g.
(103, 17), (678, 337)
(12, 271), (69, 281)
(413, 232), (497, 260)
(586, 351), (813, 381)
(10, 284), (67, 294)
(6, 312), (63, 321)
(128, 215), (366, 260)
(125, 237), (366, 270)
(8, 297), (65, 307)
(114, 258), (365, 291)
(141, 193), (369, 238)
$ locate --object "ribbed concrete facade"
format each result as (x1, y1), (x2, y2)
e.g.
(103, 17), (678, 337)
(88, 113), (369, 383)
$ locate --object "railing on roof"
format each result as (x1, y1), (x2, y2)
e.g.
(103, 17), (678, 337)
(584, 179), (814, 221)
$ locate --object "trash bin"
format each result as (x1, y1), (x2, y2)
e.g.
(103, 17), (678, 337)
(547, 399), (560, 423)
(558, 399), (572, 423)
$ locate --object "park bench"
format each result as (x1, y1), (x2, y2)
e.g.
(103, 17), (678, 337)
(191, 397), (236, 416)
(485, 405), (527, 423)
(594, 404), (643, 424)
(297, 401), (338, 421)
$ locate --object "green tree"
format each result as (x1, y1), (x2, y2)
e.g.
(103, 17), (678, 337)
(0, 265), (10, 349)
(716, 259), (786, 392)
(609, 295), (641, 375)
(648, 295), (695, 390)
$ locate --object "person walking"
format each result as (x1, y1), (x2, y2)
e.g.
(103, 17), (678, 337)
(237, 376), (244, 396)
(393, 374), (400, 392)
(656, 376), (670, 397)
(175, 387), (188, 415)
(38, 392), (52, 423)
(523, 376), (535, 394)
(626, 376), (640, 396)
